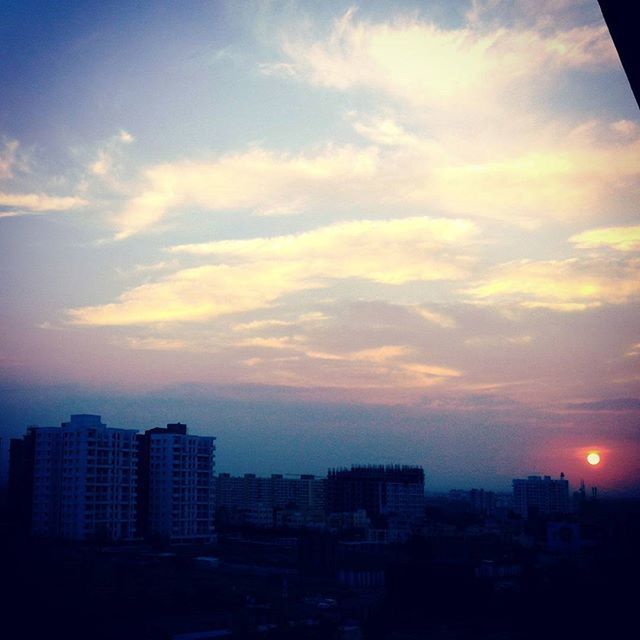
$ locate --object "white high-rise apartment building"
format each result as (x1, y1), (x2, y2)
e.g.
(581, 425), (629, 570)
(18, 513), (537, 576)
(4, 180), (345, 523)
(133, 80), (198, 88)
(139, 423), (216, 542)
(30, 414), (138, 540)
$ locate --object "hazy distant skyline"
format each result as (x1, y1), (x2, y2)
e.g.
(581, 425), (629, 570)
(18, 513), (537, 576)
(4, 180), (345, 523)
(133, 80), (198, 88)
(1, 1), (639, 493)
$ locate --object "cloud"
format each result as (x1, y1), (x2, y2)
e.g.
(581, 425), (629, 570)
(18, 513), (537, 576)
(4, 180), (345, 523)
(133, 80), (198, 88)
(237, 337), (462, 390)
(231, 312), (330, 334)
(254, 10), (639, 229)
(271, 8), (616, 110)
(90, 151), (111, 176)
(625, 343), (640, 358)
(107, 309), (464, 391)
(565, 398), (640, 412)
(464, 334), (532, 346)
(351, 116), (418, 147)
(0, 139), (20, 179)
(118, 130), (134, 144)
(106, 3), (635, 242)
(110, 113), (640, 238)
(123, 336), (189, 351)
(350, 115), (640, 226)
(233, 319), (296, 332)
(0, 191), (88, 216)
(171, 216), (476, 284)
(240, 357), (461, 391)
(68, 216), (476, 326)
(570, 224), (640, 252)
(234, 335), (306, 350)
(89, 129), (135, 177)
(413, 306), (457, 328)
(463, 257), (640, 310)
(610, 120), (639, 137)
(67, 262), (312, 326)
(112, 145), (378, 239)
(349, 345), (409, 363)
(426, 123), (640, 225)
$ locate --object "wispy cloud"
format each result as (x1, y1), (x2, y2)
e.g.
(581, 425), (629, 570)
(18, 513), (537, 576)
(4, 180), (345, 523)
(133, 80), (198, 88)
(254, 9), (637, 229)
(465, 334), (533, 346)
(413, 306), (458, 328)
(237, 337), (462, 390)
(0, 139), (21, 179)
(464, 257), (640, 310)
(171, 216), (477, 284)
(0, 191), (88, 216)
(67, 262), (312, 326)
(68, 216), (477, 325)
(271, 7), (616, 109)
(232, 319), (296, 332)
(565, 397), (640, 412)
(110, 113), (639, 238)
(625, 342), (640, 358)
(123, 336), (189, 351)
(570, 224), (640, 252)
(351, 115), (418, 147)
(89, 129), (134, 177)
(112, 145), (378, 239)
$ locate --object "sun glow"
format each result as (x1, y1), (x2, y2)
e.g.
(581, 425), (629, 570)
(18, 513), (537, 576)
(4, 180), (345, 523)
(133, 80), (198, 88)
(586, 452), (601, 466)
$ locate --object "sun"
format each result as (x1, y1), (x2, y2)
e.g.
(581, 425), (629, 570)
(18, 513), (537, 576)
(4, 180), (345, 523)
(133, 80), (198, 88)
(586, 452), (601, 466)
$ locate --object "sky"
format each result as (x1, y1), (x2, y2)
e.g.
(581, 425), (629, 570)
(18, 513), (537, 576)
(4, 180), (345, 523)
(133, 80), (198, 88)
(1, 0), (639, 493)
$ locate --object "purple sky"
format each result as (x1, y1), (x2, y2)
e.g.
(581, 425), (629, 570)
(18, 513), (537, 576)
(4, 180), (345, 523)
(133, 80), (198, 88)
(1, 1), (638, 493)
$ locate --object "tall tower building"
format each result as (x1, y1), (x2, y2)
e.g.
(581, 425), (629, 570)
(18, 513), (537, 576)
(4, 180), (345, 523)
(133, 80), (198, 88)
(512, 474), (570, 518)
(10, 415), (139, 540)
(138, 423), (216, 542)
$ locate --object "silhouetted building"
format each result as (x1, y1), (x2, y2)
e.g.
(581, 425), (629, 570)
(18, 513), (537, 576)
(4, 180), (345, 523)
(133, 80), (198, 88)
(547, 521), (581, 554)
(470, 488), (496, 515)
(8, 431), (36, 532)
(327, 465), (424, 526)
(216, 472), (326, 528)
(446, 488), (496, 515)
(10, 415), (139, 540)
(327, 508), (371, 532)
(137, 423), (216, 542)
(512, 474), (570, 519)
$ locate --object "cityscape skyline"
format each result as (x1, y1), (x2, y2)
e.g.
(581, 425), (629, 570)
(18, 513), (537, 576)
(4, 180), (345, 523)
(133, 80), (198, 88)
(1, 0), (639, 496)
(2, 410), (604, 498)
(8, 412), (578, 543)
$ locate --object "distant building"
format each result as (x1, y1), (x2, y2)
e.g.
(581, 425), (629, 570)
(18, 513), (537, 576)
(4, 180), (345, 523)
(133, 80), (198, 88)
(216, 473), (326, 528)
(10, 415), (139, 540)
(137, 423), (216, 542)
(327, 465), (425, 526)
(512, 474), (570, 519)
(470, 488), (496, 515)
(447, 489), (470, 502)
(327, 508), (371, 532)
(446, 488), (496, 516)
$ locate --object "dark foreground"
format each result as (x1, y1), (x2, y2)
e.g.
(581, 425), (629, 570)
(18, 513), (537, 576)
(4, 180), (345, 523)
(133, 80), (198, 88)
(2, 498), (639, 639)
